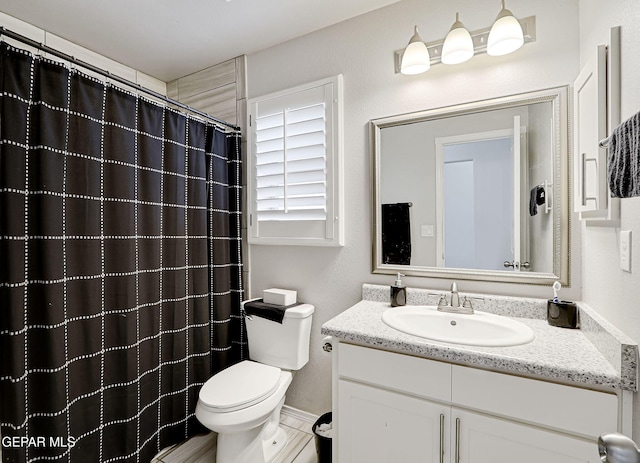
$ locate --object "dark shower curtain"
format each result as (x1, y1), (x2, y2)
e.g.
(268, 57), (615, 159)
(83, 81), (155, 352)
(0, 43), (245, 462)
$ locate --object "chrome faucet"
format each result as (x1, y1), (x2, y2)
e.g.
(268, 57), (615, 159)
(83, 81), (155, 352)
(450, 282), (460, 309)
(436, 282), (474, 315)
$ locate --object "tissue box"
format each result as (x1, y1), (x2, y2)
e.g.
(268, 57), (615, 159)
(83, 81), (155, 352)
(263, 288), (297, 306)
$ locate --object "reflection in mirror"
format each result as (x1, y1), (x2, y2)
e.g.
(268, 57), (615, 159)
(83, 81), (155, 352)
(372, 87), (569, 285)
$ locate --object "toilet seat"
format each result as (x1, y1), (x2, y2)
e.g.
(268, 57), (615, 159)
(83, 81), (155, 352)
(199, 361), (282, 412)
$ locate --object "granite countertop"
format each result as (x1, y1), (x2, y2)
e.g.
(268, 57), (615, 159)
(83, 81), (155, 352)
(321, 284), (638, 392)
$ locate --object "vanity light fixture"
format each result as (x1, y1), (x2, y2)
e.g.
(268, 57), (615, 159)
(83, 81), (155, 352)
(441, 13), (474, 65)
(400, 26), (431, 75)
(396, 3), (534, 75)
(487, 0), (525, 56)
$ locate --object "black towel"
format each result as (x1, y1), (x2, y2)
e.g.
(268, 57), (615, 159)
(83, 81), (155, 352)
(381, 203), (411, 265)
(529, 185), (546, 216)
(244, 299), (302, 323)
(607, 111), (640, 198)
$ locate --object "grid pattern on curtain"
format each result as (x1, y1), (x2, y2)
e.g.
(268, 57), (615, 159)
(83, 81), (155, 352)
(0, 42), (245, 463)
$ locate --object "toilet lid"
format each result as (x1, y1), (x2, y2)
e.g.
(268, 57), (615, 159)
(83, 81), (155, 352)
(199, 361), (281, 412)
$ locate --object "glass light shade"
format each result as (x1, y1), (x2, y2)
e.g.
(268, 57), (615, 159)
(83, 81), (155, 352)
(441, 14), (474, 65)
(487, 4), (524, 56)
(401, 26), (430, 75)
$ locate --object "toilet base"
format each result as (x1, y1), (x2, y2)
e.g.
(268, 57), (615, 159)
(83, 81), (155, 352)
(262, 426), (288, 463)
(215, 396), (288, 463)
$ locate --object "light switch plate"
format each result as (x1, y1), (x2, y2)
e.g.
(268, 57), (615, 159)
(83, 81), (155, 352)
(620, 230), (632, 272)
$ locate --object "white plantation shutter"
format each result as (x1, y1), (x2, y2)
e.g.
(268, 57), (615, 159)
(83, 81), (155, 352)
(248, 75), (344, 246)
(255, 102), (327, 221)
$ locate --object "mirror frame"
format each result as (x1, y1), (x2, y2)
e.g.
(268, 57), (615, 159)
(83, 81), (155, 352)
(371, 86), (570, 285)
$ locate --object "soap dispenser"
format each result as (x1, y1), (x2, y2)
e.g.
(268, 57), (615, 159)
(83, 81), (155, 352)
(390, 273), (407, 307)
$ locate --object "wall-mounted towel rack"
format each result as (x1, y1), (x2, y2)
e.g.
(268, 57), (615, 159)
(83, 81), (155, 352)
(383, 202), (412, 207)
(530, 181), (552, 216)
(599, 135), (611, 148)
(538, 181), (553, 214)
(600, 109), (640, 148)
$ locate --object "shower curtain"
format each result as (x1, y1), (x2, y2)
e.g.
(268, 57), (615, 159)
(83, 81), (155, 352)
(0, 43), (245, 462)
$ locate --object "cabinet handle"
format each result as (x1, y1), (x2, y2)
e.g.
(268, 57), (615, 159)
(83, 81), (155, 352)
(455, 418), (461, 463)
(439, 414), (445, 463)
(581, 152), (587, 206)
(581, 152), (599, 207)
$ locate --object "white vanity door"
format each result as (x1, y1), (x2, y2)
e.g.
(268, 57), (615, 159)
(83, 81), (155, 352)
(338, 379), (450, 463)
(453, 408), (601, 463)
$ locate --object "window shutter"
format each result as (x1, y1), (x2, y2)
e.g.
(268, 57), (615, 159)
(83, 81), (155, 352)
(255, 101), (327, 221)
(248, 75), (343, 246)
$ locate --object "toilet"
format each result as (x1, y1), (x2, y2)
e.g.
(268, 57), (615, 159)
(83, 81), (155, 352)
(195, 302), (314, 463)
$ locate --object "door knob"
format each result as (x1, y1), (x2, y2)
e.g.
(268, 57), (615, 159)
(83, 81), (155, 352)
(504, 261), (531, 269)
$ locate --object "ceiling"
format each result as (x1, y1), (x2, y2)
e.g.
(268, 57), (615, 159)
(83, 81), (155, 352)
(0, 0), (401, 82)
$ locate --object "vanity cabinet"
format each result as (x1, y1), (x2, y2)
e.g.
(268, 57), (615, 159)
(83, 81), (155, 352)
(453, 409), (599, 463)
(338, 380), (449, 462)
(334, 342), (618, 463)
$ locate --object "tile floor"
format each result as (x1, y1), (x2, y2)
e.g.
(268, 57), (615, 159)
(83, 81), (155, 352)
(152, 412), (318, 463)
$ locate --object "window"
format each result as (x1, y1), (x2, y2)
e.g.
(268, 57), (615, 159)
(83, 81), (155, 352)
(247, 75), (344, 246)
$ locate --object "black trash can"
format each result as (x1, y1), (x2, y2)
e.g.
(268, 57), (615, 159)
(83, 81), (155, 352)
(312, 412), (332, 463)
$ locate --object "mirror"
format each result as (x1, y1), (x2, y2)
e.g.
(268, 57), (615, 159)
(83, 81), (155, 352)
(371, 87), (569, 285)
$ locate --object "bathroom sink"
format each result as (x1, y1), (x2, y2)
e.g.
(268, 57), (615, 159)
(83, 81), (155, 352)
(381, 306), (535, 347)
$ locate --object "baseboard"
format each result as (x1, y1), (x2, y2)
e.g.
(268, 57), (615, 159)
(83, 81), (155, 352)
(281, 404), (318, 424)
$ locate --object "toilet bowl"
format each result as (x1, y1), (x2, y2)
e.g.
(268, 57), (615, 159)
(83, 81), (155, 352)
(195, 302), (314, 463)
(195, 361), (293, 463)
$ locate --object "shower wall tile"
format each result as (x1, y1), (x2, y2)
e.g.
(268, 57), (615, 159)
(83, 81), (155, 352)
(180, 83), (237, 125)
(178, 59), (236, 100)
(169, 54), (248, 297)
(166, 80), (179, 101)
(243, 268), (251, 299)
(237, 98), (247, 141)
(168, 59), (240, 126)
(240, 201), (248, 231)
(235, 55), (247, 100)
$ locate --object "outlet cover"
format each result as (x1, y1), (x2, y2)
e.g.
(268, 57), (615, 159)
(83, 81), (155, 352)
(421, 225), (434, 237)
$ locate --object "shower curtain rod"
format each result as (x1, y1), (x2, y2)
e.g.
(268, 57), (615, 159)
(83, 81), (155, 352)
(0, 26), (241, 132)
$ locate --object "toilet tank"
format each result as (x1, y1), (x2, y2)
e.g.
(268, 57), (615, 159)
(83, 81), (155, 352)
(244, 303), (314, 370)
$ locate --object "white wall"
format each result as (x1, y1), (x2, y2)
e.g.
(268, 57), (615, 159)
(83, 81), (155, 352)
(246, 0), (581, 415)
(578, 0), (640, 442)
